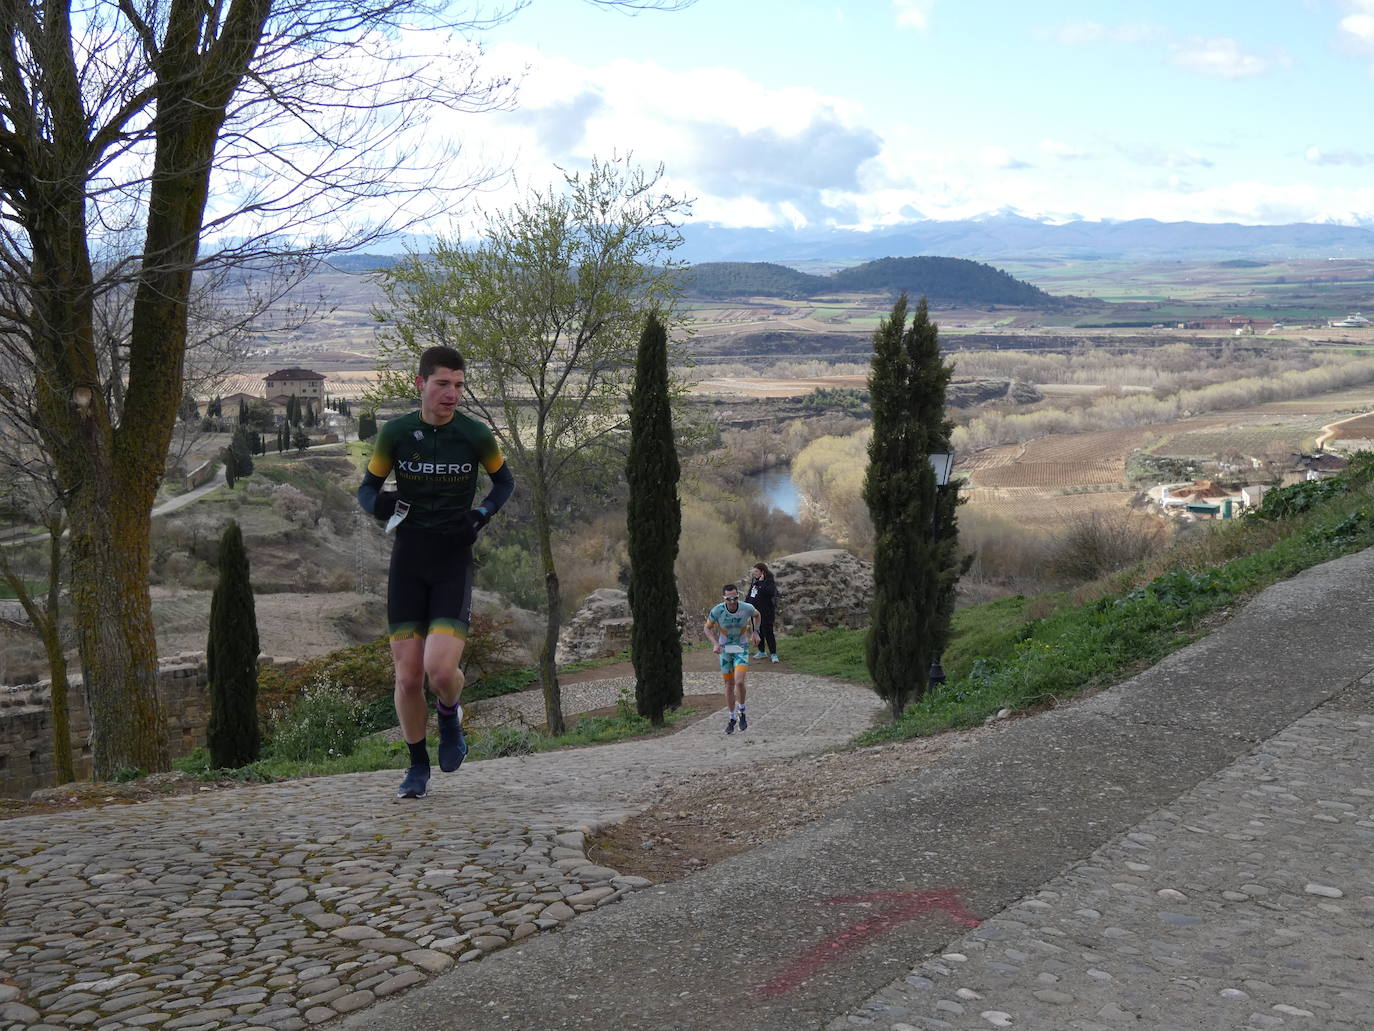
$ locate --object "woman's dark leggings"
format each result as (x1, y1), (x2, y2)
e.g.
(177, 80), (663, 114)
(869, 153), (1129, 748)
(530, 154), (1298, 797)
(757, 611), (777, 655)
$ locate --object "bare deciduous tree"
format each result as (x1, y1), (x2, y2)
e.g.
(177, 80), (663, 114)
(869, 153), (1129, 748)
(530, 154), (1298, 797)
(373, 157), (689, 733)
(0, 0), (689, 777)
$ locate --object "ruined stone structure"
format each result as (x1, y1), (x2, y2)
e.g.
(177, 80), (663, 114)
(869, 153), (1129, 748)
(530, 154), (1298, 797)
(0, 654), (294, 798)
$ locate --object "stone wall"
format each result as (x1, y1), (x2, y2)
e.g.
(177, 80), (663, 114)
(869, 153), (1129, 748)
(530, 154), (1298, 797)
(766, 549), (874, 635)
(555, 549), (874, 662)
(184, 458), (217, 492)
(0, 653), (294, 799)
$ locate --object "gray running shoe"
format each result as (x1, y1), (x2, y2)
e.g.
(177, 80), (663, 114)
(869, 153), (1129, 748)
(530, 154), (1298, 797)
(725, 716), (737, 735)
(737, 709), (748, 732)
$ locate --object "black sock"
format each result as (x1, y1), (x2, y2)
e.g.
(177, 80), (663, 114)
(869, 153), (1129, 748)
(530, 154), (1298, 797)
(407, 740), (430, 768)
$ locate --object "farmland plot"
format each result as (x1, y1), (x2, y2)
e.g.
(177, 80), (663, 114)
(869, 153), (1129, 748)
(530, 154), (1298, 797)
(964, 488), (1140, 534)
(1323, 412), (1374, 442)
(967, 428), (1152, 489)
(1147, 422), (1323, 459)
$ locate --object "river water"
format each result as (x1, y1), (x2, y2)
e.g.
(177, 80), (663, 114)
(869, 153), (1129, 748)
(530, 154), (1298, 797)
(753, 466), (802, 518)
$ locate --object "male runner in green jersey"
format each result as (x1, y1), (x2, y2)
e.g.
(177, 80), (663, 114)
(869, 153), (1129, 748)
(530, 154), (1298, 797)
(357, 345), (514, 799)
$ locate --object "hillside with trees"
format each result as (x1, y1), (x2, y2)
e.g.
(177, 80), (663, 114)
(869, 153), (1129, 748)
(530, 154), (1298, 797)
(681, 261), (826, 298)
(680, 255), (1056, 306)
(829, 256), (1053, 306)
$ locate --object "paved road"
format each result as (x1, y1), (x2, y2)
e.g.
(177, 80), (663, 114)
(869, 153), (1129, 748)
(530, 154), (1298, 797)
(339, 545), (1374, 1031)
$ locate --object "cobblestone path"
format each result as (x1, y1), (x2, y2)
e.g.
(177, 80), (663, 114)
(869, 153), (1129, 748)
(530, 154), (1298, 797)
(0, 673), (881, 1030)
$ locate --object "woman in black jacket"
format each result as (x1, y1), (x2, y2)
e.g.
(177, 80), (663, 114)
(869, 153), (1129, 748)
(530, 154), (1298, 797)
(747, 562), (779, 662)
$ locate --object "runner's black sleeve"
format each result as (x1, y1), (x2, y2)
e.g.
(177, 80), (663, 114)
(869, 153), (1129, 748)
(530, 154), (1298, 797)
(357, 470), (395, 518)
(477, 462), (515, 515)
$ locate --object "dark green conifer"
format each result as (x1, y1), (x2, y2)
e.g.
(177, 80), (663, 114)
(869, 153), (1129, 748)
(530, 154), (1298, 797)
(206, 521), (261, 768)
(626, 313), (683, 724)
(862, 294), (959, 719)
(230, 427), (254, 479)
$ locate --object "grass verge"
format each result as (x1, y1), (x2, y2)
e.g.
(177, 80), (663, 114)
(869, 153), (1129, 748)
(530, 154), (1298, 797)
(175, 689), (694, 783)
(785, 453), (1374, 745)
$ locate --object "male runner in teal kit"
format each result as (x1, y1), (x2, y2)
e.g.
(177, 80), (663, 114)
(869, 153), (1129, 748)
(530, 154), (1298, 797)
(704, 584), (760, 734)
(357, 345), (514, 798)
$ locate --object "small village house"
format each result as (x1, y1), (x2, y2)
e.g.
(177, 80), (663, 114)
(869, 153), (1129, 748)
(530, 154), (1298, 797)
(263, 367), (326, 401)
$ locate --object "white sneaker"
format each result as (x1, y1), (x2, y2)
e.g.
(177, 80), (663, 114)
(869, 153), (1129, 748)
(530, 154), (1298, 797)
(770, 654), (779, 663)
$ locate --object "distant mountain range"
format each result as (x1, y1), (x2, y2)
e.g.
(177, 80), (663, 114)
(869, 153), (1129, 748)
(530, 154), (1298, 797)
(334, 216), (1374, 272)
(675, 216), (1374, 264)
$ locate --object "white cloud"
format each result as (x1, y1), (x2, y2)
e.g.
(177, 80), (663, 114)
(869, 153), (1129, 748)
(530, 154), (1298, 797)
(1170, 36), (1283, 78)
(393, 39), (1374, 234)
(1306, 145), (1374, 166)
(892, 0), (935, 32)
(434, 46), (886, 229)
(1343, 13), (1374, 41)
(1116, 144), (1213, 170)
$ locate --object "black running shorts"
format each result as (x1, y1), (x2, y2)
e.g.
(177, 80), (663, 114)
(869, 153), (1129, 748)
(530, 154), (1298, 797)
(386, 527), (474, 641)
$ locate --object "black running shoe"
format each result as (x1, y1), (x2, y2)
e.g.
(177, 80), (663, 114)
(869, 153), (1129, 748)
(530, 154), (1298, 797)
(397, 765), (431, 799)
(725, 716), (737, 735)
(737, 709), (748, 732)
(437, 714), (467, 772)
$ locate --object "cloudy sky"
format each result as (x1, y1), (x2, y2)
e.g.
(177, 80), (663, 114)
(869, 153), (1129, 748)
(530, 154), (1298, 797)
(420, 0), (1374, 231)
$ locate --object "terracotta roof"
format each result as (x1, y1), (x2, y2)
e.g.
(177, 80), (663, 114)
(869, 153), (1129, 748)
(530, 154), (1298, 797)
(263, 367), (326, 381)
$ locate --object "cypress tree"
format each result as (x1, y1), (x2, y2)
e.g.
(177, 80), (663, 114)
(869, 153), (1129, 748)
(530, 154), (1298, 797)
(230, 427), (254, 478)
(222, 447), (236, 489)
(206, 521), (261, 768)
(626, 312), (683, 724)
(862, 293), (958, 719)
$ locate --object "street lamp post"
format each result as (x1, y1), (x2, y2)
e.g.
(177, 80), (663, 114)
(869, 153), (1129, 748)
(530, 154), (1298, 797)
(927, 449), (955, 693)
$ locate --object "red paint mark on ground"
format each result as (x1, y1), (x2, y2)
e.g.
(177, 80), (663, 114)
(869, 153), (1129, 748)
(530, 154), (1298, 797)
(757, 890), (980, 998)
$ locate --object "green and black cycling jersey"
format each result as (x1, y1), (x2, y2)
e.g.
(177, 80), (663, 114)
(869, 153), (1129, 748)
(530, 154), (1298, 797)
(357, 410), (513, 532)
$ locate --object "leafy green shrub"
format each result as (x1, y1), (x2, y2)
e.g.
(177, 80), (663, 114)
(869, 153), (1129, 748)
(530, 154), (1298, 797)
(266, 679), (370, 761)
(800, 387), (869, 412)
(258, 639), (394, 718)
(477, 541), (547, 611)
(1254, 476), (1350, 520)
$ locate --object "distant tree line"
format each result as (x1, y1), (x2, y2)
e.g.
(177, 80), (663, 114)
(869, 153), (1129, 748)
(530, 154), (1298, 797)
(678, 256), (1055, 307)
(800, 387), (869, 412)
